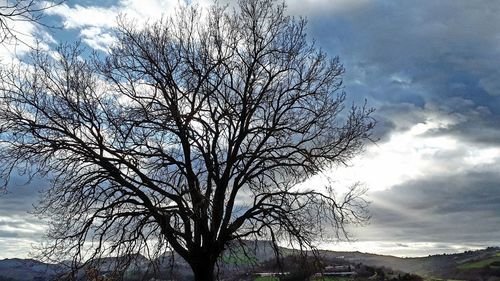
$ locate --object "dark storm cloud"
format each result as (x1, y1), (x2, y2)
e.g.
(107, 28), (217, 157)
(0, 230), (19, 238)
(427, 103), (500, 145)
(300, 1), (500, 248)
(0, 174), (47, 243)
(0, 174), (46, 214)
(304, 0), (500, 140)
(356, 170), (500, 244)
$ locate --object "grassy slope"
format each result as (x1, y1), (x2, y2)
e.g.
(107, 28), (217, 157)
(254, 277), (280, 281)
(457, 253), (500, 269)
(255, 276), (463, 281)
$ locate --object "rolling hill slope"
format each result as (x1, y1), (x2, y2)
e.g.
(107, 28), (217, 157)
(1, 244), (499, 280)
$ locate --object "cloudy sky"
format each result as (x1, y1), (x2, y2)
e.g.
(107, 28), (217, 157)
(1, 0), (500, 258)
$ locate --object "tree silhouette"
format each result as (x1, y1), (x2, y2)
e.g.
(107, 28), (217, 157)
(0, 0), (374, 280)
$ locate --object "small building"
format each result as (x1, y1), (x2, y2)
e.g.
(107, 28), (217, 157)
(314, 264), (357, 278)
(325, 265), (351, 272)
(254, 272), (290, 277)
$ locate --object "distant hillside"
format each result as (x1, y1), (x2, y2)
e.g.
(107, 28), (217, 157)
(0, 258), (61, 281)
(317, 246), (500, 280)
(0, 241), (279, 281)
(1, 245), (499, 281)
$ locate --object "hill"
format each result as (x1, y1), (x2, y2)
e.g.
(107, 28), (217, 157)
(1, 244), (500, 280)
(317, 246), (500, 280)
(0, 258), (61, 281)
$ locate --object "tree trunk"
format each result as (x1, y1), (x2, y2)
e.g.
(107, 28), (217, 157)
(191, 258), (216, 281)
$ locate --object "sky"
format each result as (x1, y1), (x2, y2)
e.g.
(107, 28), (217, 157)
(0, 0), (500, 258)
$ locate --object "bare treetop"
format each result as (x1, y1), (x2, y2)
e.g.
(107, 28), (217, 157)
(0, 0), (375, 280)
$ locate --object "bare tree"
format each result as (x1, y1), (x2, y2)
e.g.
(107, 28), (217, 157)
(0, 0), (61, 45)
(0, 0), (374, 280)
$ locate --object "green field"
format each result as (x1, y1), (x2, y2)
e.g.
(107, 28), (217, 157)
(254, 277), (350, 281)
(457, 253), (500, 269)
(311, 277), (351, 281)
(424, 278), (466, 281)
(254, 277), (279, 281)
(255, 277), (351, 281)
(220, 248), (258, 266)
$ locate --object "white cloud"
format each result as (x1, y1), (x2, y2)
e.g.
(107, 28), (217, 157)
(0, 215), (46, 258)
(45, 0), (214, 51)
(46, 0), (370, 52)
(46, 0), (210, 30)
(0, 0), (58, 60)
(0, 15), (36, 59)
(0, 216), (46, 234)
(118, 0), (178, 21)
(47, 4), (118, 29)
(319, 240), (489, 257)
(80, 27), (116, 52)
(322, 109), (500, 192)
(0, 238), (40, 258)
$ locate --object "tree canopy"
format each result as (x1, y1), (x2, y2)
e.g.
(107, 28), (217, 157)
(0, 0), (374, 280)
